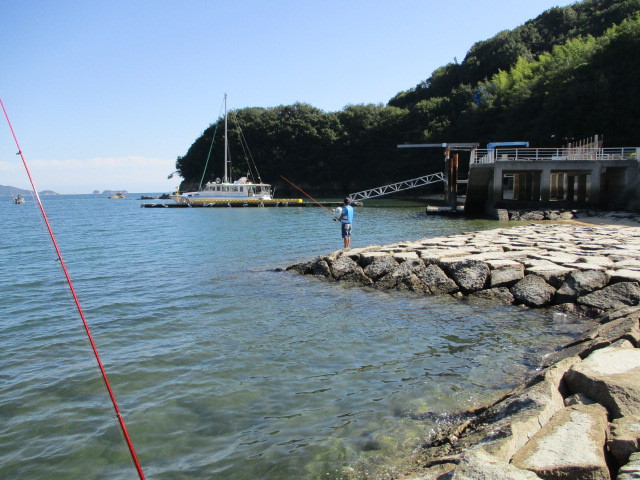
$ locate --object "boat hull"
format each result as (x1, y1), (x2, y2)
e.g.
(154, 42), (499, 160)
(175, 196), (303, 205)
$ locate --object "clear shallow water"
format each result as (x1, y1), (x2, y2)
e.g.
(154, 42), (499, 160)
(0, 195), (592, 479)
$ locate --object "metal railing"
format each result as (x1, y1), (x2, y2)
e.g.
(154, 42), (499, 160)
(471, 147), (640, 164)
(349, 172), (445, 201)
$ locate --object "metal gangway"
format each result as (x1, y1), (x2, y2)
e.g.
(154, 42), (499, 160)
(348, 172), (445, 201)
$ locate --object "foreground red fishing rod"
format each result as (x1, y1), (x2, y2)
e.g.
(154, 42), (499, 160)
(1, 99), (146, 480)
(279, 175), (338, 219)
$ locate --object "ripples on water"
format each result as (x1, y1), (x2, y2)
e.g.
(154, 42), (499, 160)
(0, 195), (594, 479)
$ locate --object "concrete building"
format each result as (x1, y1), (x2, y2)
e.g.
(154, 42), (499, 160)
(465, 142), (640, 215)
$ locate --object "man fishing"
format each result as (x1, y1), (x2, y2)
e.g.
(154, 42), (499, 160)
(337, 197), (354, 249)
(279, 177), (354, 248)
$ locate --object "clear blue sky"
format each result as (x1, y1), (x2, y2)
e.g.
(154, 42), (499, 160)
(1, 0), (577, 193)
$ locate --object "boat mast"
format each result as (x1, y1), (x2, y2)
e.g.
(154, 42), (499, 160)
(223, 93), (228, 183)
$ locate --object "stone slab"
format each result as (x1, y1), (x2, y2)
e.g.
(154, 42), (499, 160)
(452, 449), (540, 480)
(617, 451), (640, 480)
(565, 346), (640, 419)
(393, 251), (420, 262)
(511, 403), (610, 480)
(609, 415), (640, 465)
(609, 270), (640, 283)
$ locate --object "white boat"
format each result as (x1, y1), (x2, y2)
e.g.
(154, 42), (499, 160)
(12, 194), (25, 204)
(176, 94), (274, 205)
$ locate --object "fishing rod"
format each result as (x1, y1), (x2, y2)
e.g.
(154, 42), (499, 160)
(0, 99), (146, 480)
(279, 175), (338, 219)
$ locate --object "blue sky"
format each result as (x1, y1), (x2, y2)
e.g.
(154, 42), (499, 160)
(1, 0), (577, 194)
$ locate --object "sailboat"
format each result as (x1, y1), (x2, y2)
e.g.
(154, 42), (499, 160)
(175, 95), (289, 206)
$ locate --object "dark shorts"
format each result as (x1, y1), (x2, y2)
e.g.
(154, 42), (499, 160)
(341, 223), (352, 238)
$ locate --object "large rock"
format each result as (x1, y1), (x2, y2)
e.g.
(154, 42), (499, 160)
(610, 269), (640, 283)
(311, 258), (332, 277)
(341, 245), (381, 260)
(569, 313), (640, 353)
(414, 264), (459, 295)
(555, 270), (610, 304)
(511, 403), (610, 480)
(419, 248), (476, 264)
(363, 255), (398, 280)
(329, 256), (358, 279)
(510, 275), (556, 307)
(598, 305), (640, 325)
(376, 259), (424, 290)
(543, 313), (640, 367)
(394, 251), (420, 263)
(329, 256), (372, 285)
(608, 415), (640, 465)
(520, 210), (545, 221)
(618, 451), (640, 480)
(476, 357), (579, 461)
(530, 252), (582, 264)
(525, 265), (575, 288)
(359, 251), (391, 266)
(468, 287), (514, 304)
(487, 260), (525, 288)
(565, 346), (640, 419)
(451, 449), (540, 480)
(438, 259), (490, 293)
(578, 282), (640, 311)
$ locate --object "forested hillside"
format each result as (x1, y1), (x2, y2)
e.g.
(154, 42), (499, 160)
(176, 0), (640, 195)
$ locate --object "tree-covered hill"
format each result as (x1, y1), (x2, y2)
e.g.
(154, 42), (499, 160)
(175, 0), (640, 196)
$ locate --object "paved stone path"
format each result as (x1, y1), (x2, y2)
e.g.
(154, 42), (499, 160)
(288, 223), (640, 317)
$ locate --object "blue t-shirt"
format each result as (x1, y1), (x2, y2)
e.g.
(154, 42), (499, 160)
(341, 205), (354, 224)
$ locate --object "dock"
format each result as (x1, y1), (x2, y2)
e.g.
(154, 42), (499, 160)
(141, 199), (344, 208)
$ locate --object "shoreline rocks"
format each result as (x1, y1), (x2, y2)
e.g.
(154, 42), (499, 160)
(284, 222), (640, 479)
(487, 208), (640, 226)
(286, 224), (640, 318)
(399, 308), (640, 480)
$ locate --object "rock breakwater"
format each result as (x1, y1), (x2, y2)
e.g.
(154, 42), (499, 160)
(489, 209), (640, 226)
(400, 306), (640, 480)
(286, 224), (640, 318)
(285, 223), (640, 479)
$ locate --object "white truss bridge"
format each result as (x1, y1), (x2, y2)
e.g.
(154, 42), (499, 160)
(349, 172), (445, 201)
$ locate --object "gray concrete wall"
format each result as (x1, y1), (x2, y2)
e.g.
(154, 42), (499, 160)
(466, 160), (639, 213)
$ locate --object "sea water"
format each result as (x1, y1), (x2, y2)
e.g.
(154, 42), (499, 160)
(0, 195), (593, 479)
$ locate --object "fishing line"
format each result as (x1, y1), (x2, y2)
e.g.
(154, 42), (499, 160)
(0, 98), (146, 480)
(279, 175), (338, 219)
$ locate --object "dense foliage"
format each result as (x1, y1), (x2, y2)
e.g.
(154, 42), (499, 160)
(176, 0), (640, 195)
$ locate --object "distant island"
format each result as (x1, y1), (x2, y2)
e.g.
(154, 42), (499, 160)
(0, 184), (58, 196)
(93, 190), (129, 195)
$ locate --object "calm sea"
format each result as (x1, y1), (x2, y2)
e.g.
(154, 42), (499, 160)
(0, 194), (592, 479)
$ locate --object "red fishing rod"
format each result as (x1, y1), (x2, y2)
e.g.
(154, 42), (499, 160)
(0, 99), (146, 480)
(280, 175), (338, 219)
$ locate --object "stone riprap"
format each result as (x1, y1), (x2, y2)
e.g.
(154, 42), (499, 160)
(490, 209), (640, 226)
(399, 309), (640, 480)
(285, 222), (640, 479)
(286, 224), (640, 318)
